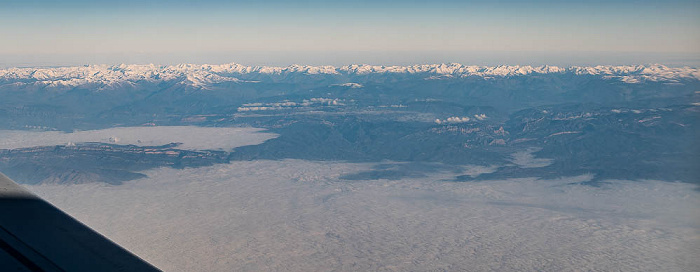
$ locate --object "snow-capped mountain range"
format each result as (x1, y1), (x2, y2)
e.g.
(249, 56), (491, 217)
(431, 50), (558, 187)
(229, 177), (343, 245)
(1, 63), (698, 90)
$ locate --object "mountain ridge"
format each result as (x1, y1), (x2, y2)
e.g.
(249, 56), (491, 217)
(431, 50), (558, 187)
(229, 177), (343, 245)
(2, 63), (698, 90)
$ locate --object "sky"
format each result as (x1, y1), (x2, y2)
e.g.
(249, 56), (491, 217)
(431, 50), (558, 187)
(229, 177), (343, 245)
(1, 0), (699, 67)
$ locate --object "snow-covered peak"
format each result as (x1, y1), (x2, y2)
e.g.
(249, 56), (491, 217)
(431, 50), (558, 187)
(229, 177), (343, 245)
(1, 63), (697, 91)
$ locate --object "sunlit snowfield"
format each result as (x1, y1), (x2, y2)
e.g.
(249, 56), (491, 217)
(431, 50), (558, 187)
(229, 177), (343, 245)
(17, 127), (699, 272)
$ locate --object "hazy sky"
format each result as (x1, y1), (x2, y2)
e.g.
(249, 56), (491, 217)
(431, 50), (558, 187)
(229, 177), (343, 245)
(1, 0), (699, 66)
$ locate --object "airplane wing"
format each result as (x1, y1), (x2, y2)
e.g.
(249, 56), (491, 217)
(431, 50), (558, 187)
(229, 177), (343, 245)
(0, 172), (160, 271)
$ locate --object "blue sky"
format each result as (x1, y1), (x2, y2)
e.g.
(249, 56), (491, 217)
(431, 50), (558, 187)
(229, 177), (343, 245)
(1, 0), (699, 66)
